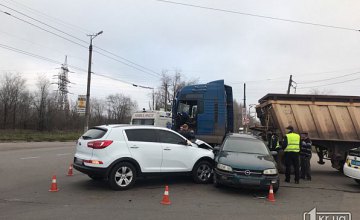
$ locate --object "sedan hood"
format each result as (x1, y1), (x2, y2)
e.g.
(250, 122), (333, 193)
(217, 151), (276, 170)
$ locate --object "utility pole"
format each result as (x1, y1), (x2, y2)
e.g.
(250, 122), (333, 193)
(152, 88), (155, 110)
(84, 31), (103, 132)
(164, 83), (168, 111)
(243, 83), (247, 133)
(287, 75), (293, 94)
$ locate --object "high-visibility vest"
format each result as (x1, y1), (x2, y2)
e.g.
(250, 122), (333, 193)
(271, 135), (281, 149)
(285, 133), (300, 152)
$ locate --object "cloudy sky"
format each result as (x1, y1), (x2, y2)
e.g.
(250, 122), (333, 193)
(1, 0), (360, 111)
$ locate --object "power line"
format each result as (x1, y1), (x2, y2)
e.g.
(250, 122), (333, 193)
(1, 0), (91, 34)
(297, 77), (360, 89)
(0, 29), (88, 62)
(155, 0), (360, 32)
(0, 3), (161, 77)
(93, 46), (161, 77)
(297, 71), (360, 84)
(0, 43), (155, 88)
(0, 9), (88, 49)
(0, 3), (89, 45)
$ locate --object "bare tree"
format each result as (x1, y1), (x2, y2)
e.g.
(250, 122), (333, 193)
(91, 98), (107, 125)
(0, 73), (26, 129)
(107, 94), (137, 124)
(33, 75), (51, 131)
(309, 88), (333, 95)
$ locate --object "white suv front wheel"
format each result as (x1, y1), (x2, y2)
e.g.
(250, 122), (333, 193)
(109, 162), (137, 190)
(192, 160), (213, 184)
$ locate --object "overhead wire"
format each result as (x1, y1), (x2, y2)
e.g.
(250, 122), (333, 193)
(155, 0), (360, 32)
(0, 2), (161, 78)
(0, 30), (88, 62)
(297, 71), (360, 84)
(297, 77), (360, 89)
(1, 0), (91, 34)
(0, 43), (154, 89)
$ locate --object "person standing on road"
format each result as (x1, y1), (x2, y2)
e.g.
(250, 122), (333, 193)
(282, 125), (301, 184)
(300, 132), (312, 181)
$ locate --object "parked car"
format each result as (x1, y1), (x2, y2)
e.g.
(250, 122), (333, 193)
(73, 125), (214, 190)
(213, 133), (280, 192)
(343, 147), (360, 185)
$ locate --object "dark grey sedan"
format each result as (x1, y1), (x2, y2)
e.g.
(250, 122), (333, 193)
(213, 133), (280, 192)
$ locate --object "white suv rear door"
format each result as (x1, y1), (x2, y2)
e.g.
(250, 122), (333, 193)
(124, 129), (162, 173)
(158, 129), (194, 172)
(75, 127), (108, 163)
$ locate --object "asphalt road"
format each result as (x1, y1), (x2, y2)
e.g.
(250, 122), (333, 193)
(0, 142), (359, 220)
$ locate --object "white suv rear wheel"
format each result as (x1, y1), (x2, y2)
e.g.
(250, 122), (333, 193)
(109, 162), (137, 190)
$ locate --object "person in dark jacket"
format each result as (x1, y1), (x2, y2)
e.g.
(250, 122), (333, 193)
(300, 132), (312, 180)
(179, 124), (195, 140)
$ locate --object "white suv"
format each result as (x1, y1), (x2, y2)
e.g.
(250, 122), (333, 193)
(73, 125), (214, 190)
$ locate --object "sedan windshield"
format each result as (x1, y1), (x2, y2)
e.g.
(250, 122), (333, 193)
(223, 137), (269, 155)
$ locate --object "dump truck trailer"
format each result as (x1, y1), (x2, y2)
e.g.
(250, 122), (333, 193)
(254, 93), (360, 171)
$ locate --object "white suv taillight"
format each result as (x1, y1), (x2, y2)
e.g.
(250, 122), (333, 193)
(87, 140), (113, 149)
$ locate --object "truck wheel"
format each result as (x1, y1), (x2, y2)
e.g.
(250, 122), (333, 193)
(192, 160), (213, 184)
(108, 162), (137, 190)
(355, 179), (360, 185)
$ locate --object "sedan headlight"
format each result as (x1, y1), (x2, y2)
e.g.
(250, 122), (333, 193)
(217, 163), (233, 172)
(263, 168), (278, 175)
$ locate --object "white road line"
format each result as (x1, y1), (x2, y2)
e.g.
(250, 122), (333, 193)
(20, 156), (40, 160)
(56, 153), (72, 156)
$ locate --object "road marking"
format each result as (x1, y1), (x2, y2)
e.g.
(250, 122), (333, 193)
(56, 153), (72, 156)
(20, 156), (40, 160)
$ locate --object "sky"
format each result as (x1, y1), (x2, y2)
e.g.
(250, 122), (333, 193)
(1, 0), (360, 112)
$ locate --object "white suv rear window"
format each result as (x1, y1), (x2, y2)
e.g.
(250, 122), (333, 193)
(82, 128), (107, 140)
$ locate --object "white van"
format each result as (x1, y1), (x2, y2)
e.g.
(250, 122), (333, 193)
(130, 110), (172, 128)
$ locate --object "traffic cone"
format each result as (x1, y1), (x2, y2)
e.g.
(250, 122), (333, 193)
(267, 184), (275, 202)
(160, 185), (171, 205)
(49, 175), (59, 192)
(67, 164), (74, 176)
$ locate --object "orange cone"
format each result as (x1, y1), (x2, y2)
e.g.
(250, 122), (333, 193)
(49, 175), (59, 192)
(67, 164), (73, 176)
(160, 185), (171, 205)
(267, 184), (275, 202)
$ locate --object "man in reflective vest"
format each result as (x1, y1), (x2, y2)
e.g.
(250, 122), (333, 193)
(282, 125), (301, 184)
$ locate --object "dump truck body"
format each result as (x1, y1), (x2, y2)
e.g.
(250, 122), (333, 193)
(255, 93), (360, 170)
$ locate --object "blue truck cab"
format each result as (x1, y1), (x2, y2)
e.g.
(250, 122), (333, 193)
(172, 80), (234, 144)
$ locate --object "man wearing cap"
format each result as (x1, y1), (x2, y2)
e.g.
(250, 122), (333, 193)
(282, 125), (301, 184)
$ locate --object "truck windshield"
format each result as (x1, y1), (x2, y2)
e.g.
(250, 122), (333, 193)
(132, 119), (155, 125)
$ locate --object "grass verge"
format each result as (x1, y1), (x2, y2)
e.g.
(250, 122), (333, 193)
(0, 130), (82, 142)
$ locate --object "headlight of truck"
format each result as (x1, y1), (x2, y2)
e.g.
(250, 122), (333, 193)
(217, 163), (233, 172)
(263, 168), (278, 175)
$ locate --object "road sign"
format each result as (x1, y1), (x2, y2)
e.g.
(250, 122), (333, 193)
(77, 95), (86, 115)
